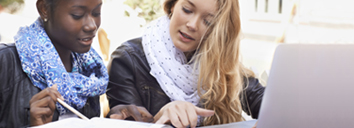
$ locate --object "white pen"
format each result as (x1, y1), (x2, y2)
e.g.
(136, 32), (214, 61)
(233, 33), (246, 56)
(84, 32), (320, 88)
(57, 98), (89, 120)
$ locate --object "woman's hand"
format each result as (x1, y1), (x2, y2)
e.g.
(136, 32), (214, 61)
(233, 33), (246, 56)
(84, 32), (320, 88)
(29, 84), (63, 126)
(108, 104), (153, 122)
(154, 101), (215, 128)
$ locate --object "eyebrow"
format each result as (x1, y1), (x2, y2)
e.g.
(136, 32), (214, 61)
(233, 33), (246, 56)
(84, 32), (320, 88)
(187, 0), (215, 17)
(208, 13), (215, 17)
(71, 3), (103, 9)
(187, 0), (196, 7)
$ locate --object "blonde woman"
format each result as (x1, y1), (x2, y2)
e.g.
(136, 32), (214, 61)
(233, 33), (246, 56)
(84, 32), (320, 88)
(107, 0), (265, 127)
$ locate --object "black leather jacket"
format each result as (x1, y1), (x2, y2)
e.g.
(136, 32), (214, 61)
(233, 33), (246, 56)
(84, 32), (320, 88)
(0, 43), (100, 128)
(107, 38), (265, 118)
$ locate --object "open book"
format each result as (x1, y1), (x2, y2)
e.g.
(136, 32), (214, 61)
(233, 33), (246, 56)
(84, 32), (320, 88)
(31, 117), (172, 128)
(199, 120), (257, 128)
(32, 117), (257, 128)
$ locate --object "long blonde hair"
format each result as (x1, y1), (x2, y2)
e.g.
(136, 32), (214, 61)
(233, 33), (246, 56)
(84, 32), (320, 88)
(164, 0), (255, 126)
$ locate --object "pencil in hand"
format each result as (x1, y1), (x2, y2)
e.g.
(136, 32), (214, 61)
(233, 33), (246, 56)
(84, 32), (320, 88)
(57, 98), (89, 120)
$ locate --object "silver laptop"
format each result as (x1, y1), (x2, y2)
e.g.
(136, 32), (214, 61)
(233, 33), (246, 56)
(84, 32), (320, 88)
(257, 44), (354, 128)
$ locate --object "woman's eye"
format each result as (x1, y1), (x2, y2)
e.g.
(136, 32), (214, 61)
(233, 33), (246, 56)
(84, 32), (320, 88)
(182, 7), (192, 14)
(71, 14), (83, 19)
(93, 12), (101, 17)
(203, 19), (211, 26)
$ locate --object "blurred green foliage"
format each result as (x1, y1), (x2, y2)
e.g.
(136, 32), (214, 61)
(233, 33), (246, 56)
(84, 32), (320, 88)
(0, 0), (24, 13)
(124, 0), (164, 23)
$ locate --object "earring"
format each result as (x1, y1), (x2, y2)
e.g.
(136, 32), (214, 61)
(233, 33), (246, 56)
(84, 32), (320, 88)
(44, 18), (47, 22)
(169, 13), (173, 18)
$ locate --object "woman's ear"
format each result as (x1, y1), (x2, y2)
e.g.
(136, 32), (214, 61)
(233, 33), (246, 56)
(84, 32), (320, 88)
(36, 0), (49, 21)
(170, 6), (174, 14)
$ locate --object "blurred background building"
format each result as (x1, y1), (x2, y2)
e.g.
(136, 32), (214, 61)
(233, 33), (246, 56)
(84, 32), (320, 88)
(239, 0), (354, 85)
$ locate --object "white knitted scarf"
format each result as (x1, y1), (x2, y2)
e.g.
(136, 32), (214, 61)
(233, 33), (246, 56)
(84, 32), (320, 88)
(142, 15), (201, 106)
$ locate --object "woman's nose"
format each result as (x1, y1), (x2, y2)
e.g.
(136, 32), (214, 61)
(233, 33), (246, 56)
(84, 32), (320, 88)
(186, 16), (199, 32)
(83, 16), (97, 33)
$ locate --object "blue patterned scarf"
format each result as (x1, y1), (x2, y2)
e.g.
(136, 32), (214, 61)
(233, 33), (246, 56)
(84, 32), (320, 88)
(14, 18), (108, 115)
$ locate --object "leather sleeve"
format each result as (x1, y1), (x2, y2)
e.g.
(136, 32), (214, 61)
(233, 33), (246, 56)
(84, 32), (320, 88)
(106, 45), (143, 109)
(0, 43), (40, 127)
(242, 77), (265, 119)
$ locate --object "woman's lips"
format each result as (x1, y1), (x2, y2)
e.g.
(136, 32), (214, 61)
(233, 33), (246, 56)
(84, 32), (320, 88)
(78, 35), (95, 46)
(179, 31), (195, 42)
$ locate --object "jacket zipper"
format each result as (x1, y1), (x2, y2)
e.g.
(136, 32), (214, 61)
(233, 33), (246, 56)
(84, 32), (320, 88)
(142, 86), (151, 111)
